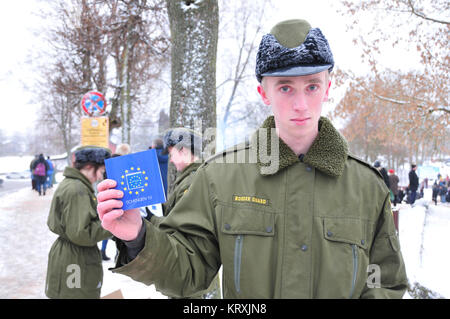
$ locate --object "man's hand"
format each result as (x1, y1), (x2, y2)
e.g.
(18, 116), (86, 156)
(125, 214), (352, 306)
(97, 179), (143, 241)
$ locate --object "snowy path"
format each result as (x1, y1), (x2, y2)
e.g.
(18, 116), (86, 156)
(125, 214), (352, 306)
(0, 187), (57, 298)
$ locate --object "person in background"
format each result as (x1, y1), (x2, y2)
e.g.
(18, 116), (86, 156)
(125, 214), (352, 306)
(408, 164), (419, 205)
(374, 160), (390, 190)
(30, 155), (39, 191)
(432, 181), (439, 205)
(45, 146), (112, 298)
(388, 169), (400, 207)
(151, 138), (169, 197)
(32, 154), (49, 196)
(438, 178), (447, 203)
(115, 143), (131, 156)
(45, 156), (55, 189)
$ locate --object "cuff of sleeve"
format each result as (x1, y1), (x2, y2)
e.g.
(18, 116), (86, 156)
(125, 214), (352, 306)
(122, 219), (146, 260)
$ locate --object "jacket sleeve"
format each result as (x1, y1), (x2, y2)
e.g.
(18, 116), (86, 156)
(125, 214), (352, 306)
(112, 167), (220, 298)
(361, 194), (408, 298)
(63, 187), (112, 247)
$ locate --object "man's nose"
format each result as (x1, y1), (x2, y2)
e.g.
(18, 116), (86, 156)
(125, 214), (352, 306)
(292, 93), (307, 111)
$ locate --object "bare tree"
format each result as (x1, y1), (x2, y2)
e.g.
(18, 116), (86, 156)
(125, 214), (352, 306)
(216, 0), (272, 148)
(332, 70), (449, 167)
(166, 0), (219, 191)
(107, 0), (170, 143)
(32, 0), (170, 159)
(337, 0), (449, 121)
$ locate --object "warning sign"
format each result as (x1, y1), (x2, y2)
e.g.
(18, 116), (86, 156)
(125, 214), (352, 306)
(81, 117), (109, 148)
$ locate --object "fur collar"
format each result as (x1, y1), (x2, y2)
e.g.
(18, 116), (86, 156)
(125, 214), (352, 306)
(251, 116), (348, 177)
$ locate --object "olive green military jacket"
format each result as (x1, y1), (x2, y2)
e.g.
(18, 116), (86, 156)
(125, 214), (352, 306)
(113, 116), (407, 298)
(147, 162), (221, 299)
(152, 162), (203, 224)
(46, 167), (111, 299)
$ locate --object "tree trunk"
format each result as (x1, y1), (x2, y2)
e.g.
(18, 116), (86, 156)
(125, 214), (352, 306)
(166, 0), (219, 191)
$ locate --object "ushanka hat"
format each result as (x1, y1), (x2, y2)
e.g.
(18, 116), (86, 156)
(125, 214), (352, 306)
(162, 127), (202, 157)
(255, 19), (334, 82)
(74, 146), (111, 165)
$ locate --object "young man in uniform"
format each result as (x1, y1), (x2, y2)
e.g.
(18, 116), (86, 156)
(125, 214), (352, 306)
(96, 19), (407, 298)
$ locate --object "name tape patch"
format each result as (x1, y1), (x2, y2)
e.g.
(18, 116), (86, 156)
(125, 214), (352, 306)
(233, 195), (269, 206)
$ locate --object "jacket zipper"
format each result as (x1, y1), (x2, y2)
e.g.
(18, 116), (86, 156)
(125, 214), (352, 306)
(234, 235), (243, 294)
(349, 244), (358, 298)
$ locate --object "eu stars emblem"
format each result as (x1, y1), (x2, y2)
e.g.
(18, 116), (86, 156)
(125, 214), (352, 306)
(104, 149), (166, 210)
(121, 167), (149, 195)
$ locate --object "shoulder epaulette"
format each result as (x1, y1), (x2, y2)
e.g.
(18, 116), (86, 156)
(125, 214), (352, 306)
(347, 153), (384, 180)
(204, 140), (250, 164)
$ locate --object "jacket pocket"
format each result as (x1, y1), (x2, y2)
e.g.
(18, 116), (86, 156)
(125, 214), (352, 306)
(222, 206), (275, 236)
(234, 235), (243, 293)
(323, 217), (369, 298)
(221, 206), (275, 296)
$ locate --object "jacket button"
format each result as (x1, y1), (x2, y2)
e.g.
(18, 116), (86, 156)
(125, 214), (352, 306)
(361, 239), (365, 245)
(327, 231), (333, 237)
(301, 245), (308, 251)
(266, 226), (273, 233)
(306, 166), (312, 172)
(224, 223), (231, 231)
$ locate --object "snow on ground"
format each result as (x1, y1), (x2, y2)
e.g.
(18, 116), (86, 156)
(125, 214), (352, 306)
(398, 188), (450, 298)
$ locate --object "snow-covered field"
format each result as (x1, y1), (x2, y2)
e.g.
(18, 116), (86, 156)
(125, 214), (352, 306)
(398, 191), (450, 298)
(0, 156), (449, 298)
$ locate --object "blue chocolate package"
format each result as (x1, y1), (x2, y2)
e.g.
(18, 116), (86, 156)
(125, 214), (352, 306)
(104, 149), (166, 210)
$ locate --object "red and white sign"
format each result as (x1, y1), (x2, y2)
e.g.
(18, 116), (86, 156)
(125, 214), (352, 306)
(81, 91), (107, 116)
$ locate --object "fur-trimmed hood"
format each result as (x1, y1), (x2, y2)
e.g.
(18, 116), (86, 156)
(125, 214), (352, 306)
(252, 116), (348, 177)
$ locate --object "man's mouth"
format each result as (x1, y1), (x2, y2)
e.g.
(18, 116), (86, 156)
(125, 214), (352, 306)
(291, 118), (310, 125)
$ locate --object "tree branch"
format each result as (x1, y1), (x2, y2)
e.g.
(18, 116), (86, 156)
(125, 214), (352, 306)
(407, 0), (450, 25)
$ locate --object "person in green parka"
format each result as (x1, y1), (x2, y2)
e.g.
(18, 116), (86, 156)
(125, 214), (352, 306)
(45, 146), (112, 299)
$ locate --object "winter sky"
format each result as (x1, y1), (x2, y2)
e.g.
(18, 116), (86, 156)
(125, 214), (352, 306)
(0, 0), (422, 137)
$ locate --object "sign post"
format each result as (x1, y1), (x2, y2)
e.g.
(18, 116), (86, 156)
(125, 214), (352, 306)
(80, 91), (109, 148)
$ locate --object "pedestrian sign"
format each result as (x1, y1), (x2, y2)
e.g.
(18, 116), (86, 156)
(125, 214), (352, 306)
(81, 91), (107, 116)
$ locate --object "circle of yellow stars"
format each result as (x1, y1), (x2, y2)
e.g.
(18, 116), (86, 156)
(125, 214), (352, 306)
(120, 166), (149, 195)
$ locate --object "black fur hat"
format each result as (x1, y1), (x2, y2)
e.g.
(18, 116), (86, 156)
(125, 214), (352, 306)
(162, 128), (202, 157)
(255, 19), (334, 82)
(74, 146), (111, 165)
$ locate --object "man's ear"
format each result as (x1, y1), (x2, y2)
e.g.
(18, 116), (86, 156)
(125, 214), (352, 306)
(257, 84), (271, 106)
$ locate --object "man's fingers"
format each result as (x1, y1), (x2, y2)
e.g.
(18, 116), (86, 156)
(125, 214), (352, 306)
(97, 199), (123, 220)
(101, 209), (124, 228)
(97, 179), (117, 192)
(97, 188), (123, 203)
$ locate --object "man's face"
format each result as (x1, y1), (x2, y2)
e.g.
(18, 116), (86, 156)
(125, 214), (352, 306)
(257, 71), (331, 141)
(168, 146), (190, 172)
(95, 166), (106, 182)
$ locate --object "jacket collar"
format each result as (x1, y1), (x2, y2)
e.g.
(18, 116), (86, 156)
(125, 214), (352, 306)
(174, 162), (202, 186)
(251, 116), (348, 177)
(63, 166), (95, 193)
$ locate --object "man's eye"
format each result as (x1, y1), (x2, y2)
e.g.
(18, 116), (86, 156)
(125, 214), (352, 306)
(308, 85), (319, 91)
(280, 86), (290, 93)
